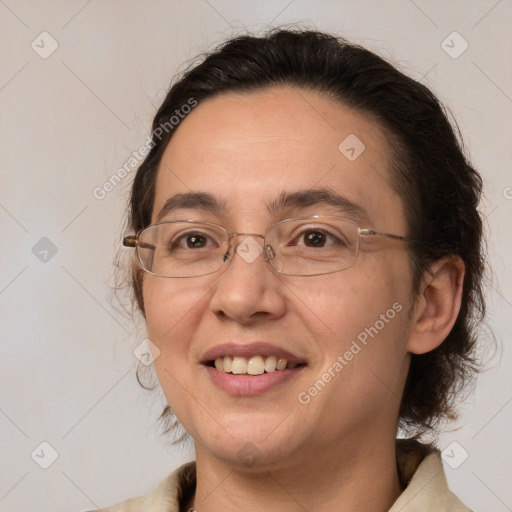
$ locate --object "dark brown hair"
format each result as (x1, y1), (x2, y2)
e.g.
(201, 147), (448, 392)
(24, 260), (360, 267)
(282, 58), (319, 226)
(122, 28), (486, 438)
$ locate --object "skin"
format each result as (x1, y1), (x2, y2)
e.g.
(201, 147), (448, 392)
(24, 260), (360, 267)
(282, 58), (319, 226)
(141, 86), (465, 511)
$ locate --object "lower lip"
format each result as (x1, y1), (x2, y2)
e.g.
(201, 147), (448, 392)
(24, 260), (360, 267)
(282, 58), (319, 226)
(204, 365), (305, 395)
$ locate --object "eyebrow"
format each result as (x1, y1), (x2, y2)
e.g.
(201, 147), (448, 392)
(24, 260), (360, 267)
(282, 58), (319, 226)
(156, 192), (227, 222)
(267, 188), (370, 222)
(156, 187), (370, 223)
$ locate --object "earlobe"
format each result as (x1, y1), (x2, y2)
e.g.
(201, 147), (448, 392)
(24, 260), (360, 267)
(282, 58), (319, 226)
(406, 256), (465, 355)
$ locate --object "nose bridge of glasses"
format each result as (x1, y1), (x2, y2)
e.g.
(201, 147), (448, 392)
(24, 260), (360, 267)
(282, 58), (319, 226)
(228, 232), (265, 240)
(228, 232), (266, 251)
(226, 232), (275, 264)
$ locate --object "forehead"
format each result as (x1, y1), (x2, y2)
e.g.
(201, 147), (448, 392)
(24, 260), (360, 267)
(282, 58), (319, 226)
(152, 87), (406, 232)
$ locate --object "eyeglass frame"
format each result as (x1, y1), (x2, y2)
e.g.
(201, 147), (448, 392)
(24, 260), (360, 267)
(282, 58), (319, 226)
(122, 215), (421, 278)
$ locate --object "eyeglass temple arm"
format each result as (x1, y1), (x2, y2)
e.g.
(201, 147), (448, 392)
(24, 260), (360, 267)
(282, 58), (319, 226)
(123, 235), (137, 247)
(359, 229), (417, 244)
(122, 235), (156, 251)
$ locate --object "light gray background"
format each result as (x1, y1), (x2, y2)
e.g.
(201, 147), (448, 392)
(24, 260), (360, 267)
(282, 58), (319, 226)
(1, 1), (511, 511)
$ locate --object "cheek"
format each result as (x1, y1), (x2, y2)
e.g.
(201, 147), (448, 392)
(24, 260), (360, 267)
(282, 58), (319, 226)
(294, 271), (410, 421)
(143, 280), (205, 414)
(143, 279), (206, 356)
(292, 263), (407, 340)
(293, 261), (411, 385)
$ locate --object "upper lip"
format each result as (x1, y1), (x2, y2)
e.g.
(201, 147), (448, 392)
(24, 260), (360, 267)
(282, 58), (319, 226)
(201, 342), (306, 365)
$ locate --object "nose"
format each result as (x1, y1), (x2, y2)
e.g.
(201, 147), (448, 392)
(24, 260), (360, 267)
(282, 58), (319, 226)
(209, 234), (286, 325)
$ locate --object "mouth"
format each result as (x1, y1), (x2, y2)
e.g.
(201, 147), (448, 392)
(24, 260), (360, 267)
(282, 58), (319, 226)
(201, 342), (307, 395)
(208, 355), (304, 375)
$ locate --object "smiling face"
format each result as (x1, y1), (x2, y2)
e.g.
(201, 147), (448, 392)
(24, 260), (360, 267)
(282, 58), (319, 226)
(143, 86), (417, 470)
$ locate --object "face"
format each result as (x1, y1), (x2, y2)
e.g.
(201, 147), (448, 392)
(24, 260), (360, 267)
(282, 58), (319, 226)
(143, 87), (415, 470)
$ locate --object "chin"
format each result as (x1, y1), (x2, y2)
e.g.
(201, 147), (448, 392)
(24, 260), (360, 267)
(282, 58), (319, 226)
(190, 413), (306, 470)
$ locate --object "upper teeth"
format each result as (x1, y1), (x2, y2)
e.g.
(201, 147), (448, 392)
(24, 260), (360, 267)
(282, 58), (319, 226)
(214, 355), (298, 375)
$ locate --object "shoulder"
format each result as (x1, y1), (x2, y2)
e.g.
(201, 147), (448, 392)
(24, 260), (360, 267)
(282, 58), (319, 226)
(84, 461), (196, 512)
(391, 439), (472, 512)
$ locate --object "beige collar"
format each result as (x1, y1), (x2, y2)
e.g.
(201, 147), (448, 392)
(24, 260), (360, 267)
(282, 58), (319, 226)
(100, 440), (471, 511)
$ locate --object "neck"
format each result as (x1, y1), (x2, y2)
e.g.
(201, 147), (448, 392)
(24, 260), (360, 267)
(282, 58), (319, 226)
(188, 436), (403, 512)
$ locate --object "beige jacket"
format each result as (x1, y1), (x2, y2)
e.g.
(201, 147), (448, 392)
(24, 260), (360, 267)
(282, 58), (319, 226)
(90, 440), (471, 511)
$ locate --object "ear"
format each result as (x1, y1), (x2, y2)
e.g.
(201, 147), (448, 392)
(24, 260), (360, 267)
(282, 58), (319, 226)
(406, 256), (465, 355)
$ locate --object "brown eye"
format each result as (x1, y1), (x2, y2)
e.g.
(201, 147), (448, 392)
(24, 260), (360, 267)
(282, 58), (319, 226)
(303, 231), (327, 247)
(169, 231), (215, 251)
(185, 233), (208, 248)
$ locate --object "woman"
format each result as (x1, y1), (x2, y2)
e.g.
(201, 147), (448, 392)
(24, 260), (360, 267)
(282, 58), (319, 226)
(95, 28), (485, 511)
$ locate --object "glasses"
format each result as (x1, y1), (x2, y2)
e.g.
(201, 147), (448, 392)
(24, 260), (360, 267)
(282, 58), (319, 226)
(123, 216), (417, 278)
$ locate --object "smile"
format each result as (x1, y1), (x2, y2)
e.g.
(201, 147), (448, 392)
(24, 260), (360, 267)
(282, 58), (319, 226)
(211, 355), (301, 375)
(201, 342), (307, 395)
